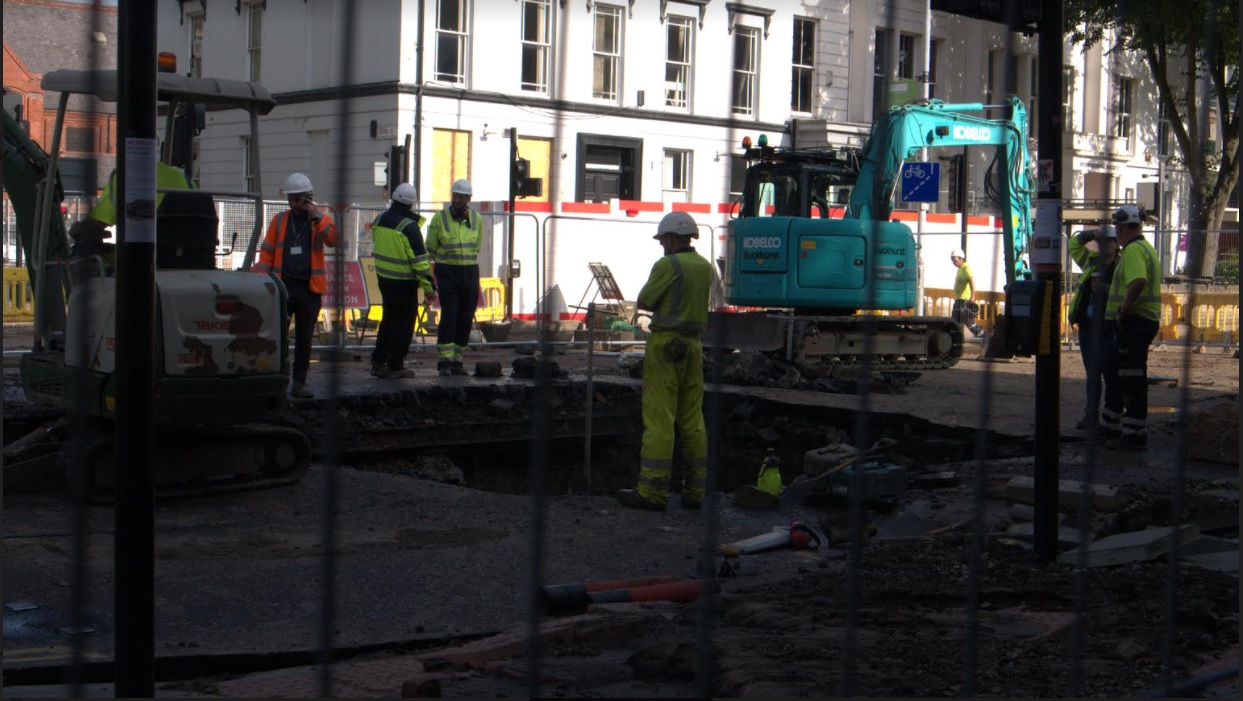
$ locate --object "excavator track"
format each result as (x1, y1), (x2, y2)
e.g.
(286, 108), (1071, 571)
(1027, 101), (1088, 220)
(705, 312), (965, 370)
(796, 315), (965, 370)
(5, 420), (312, 501)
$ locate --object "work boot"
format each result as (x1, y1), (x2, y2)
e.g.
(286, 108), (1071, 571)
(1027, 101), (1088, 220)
(617, 488), (665, 512)
(1106, 434), (1147, 451)
(450, 362), (469, 376)
(371, 363), (386, 378)
(290, 381), (313, 399)
(437, 363), (453, 377)
(1094, 426), (1122, 442)
(969, 324), (984, 338)
(386, 367), (414, 379)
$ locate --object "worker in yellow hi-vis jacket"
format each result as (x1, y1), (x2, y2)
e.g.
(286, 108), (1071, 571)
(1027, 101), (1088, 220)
(618, 212), (715, 511)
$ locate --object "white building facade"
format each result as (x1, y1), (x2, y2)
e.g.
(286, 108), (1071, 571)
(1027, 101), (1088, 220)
(158, 0), (1215, 316)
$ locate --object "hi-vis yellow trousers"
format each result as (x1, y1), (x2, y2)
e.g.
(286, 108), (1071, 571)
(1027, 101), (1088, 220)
(637, 330), (708, 506)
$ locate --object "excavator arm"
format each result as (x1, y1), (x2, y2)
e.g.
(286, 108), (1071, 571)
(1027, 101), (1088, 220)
(2, 108), (69, 338)
(846, 98), (1036, 284)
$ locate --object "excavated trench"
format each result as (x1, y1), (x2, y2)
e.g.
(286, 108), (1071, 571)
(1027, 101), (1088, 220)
(289, 378), (1037, 497)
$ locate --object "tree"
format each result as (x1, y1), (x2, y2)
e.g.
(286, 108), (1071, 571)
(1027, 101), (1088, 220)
(1066, 0), (1240, 279)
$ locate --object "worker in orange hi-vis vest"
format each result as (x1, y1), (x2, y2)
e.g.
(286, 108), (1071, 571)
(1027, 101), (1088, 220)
(253, 172), (339, 399)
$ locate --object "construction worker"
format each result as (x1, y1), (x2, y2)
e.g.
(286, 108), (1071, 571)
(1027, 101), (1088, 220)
(425, 178), (481, 376)
(370, 183), (435, 378)
(949, 248), (984, 337)
(618, 211), (715, 511)
(1102, 204), (1161, 450)
(68, 161), (196, 260)
(253, 173), (339, 399)
(1068, 224), (1120, 430)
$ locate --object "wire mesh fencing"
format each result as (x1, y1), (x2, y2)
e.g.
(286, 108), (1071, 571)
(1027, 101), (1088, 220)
(0, 0), (1238, 699)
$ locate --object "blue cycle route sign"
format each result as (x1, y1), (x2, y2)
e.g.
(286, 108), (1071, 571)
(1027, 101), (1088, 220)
(901, 162), (941, 203)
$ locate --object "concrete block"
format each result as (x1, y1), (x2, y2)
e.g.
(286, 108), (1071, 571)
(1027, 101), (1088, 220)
(1057, 523), (1201, 568)
(1009, 503), (1064, 524)
(1005, 476), (1127, 512)
(474, 361), (503, 378)
(1006, 522), (1090, 549)
(912, 471), (959, 489)
(1179, 535), (1240, 557)
(1183, 552), (1240, 573)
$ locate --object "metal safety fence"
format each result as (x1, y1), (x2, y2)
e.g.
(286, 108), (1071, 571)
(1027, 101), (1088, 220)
(2, 0), (1238, 699)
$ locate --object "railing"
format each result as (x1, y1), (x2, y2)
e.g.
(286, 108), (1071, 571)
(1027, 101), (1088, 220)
(921, 285), (1241, 345)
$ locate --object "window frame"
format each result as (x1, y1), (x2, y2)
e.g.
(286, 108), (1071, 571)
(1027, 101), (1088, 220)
(241, 135), (256, 194)
(731, 26), (759, 118)
(246, 2), (262, 83)
(592, 4), (623, 102)
(663, 148), (692, 197)
(984, 50), (998, 104)
(189, 12), (204, 79)
(1113, 76), (1133, 142)
(791, 17), (815, 114)
(435, 0), (471, 85)
(664, 15), (694, 110)
(65, 126), (97, 154)
(897, 33), (916, 81)
(519, 0), (552, 94)
(872, 28), (891, 120)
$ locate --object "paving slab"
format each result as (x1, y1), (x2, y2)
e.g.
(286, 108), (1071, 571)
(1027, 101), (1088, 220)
(1057, 523), (1201, 568)
(1005, 476), (1127, 512)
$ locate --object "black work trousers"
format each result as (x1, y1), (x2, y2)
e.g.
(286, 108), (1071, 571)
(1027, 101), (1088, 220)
(434, 263), (480, 365)
(372, 277), (420, 370)
(284, 277), (322, 384)
(1102, 316), (1159, 436)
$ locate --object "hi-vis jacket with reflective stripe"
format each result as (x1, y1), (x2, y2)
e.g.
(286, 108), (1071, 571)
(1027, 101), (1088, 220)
(1105, 236), (1161, 321)
(371, 208), (433, 291)
(425, 207), (481, 266)
(89, 162), (194, 226)
(254, 211), (339, 294)
(637, 247), (715, 335)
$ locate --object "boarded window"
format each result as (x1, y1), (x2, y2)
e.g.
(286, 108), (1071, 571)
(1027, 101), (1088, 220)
(432, 129), (472, 204)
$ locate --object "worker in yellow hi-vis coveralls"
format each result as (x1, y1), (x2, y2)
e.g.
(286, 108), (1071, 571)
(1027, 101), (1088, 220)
(618, 212), (715, 511)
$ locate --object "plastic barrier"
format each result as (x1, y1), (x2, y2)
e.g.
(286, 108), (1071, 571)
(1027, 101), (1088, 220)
(3, 267), (35, 322)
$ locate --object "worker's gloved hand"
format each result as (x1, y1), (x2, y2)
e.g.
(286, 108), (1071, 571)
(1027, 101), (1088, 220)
(1076, 229), (1096, 244)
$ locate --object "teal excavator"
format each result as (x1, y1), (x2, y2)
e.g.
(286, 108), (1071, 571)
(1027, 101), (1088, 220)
(2, 68), (311, 498)
(714, 98), (1035, 369)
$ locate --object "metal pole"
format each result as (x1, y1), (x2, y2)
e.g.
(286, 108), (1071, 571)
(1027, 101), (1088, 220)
(1032, 0), (1064, 561)
(413, 0), (425, 196)
(1158, 153), (1168, 275)
(915, 0), (932, 315)
(114, 0), (158, 694)
(506, 128), (518, 321)
(583, 302), (595, 485)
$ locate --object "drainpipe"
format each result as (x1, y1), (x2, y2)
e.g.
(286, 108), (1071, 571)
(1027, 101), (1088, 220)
(413, 0), (425, 196)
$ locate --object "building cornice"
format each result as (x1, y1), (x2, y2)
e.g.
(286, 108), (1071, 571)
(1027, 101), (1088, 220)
(271, 81), (793, 134)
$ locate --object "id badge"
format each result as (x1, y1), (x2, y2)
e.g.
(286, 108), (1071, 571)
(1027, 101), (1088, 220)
(290, 246), (303, 255)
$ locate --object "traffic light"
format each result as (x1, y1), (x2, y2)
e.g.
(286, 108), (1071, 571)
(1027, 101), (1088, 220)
(511, 157), (542, 198)
(386, 144), (408, 195)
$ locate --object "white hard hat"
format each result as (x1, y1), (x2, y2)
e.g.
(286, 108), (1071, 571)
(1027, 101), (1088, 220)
(951, 248), (966, 260)
(450, 178), (473, 196)
(1112, 203), (1144, 225)
(1098, 224), (1118, 240)
(283, 172), (314, 195)
(654, 211), (699, 239)
(392, 183), (417, 206)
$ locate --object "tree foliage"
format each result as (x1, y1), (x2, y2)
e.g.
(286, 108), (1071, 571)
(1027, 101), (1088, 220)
(1065, 0), (1240, 279)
